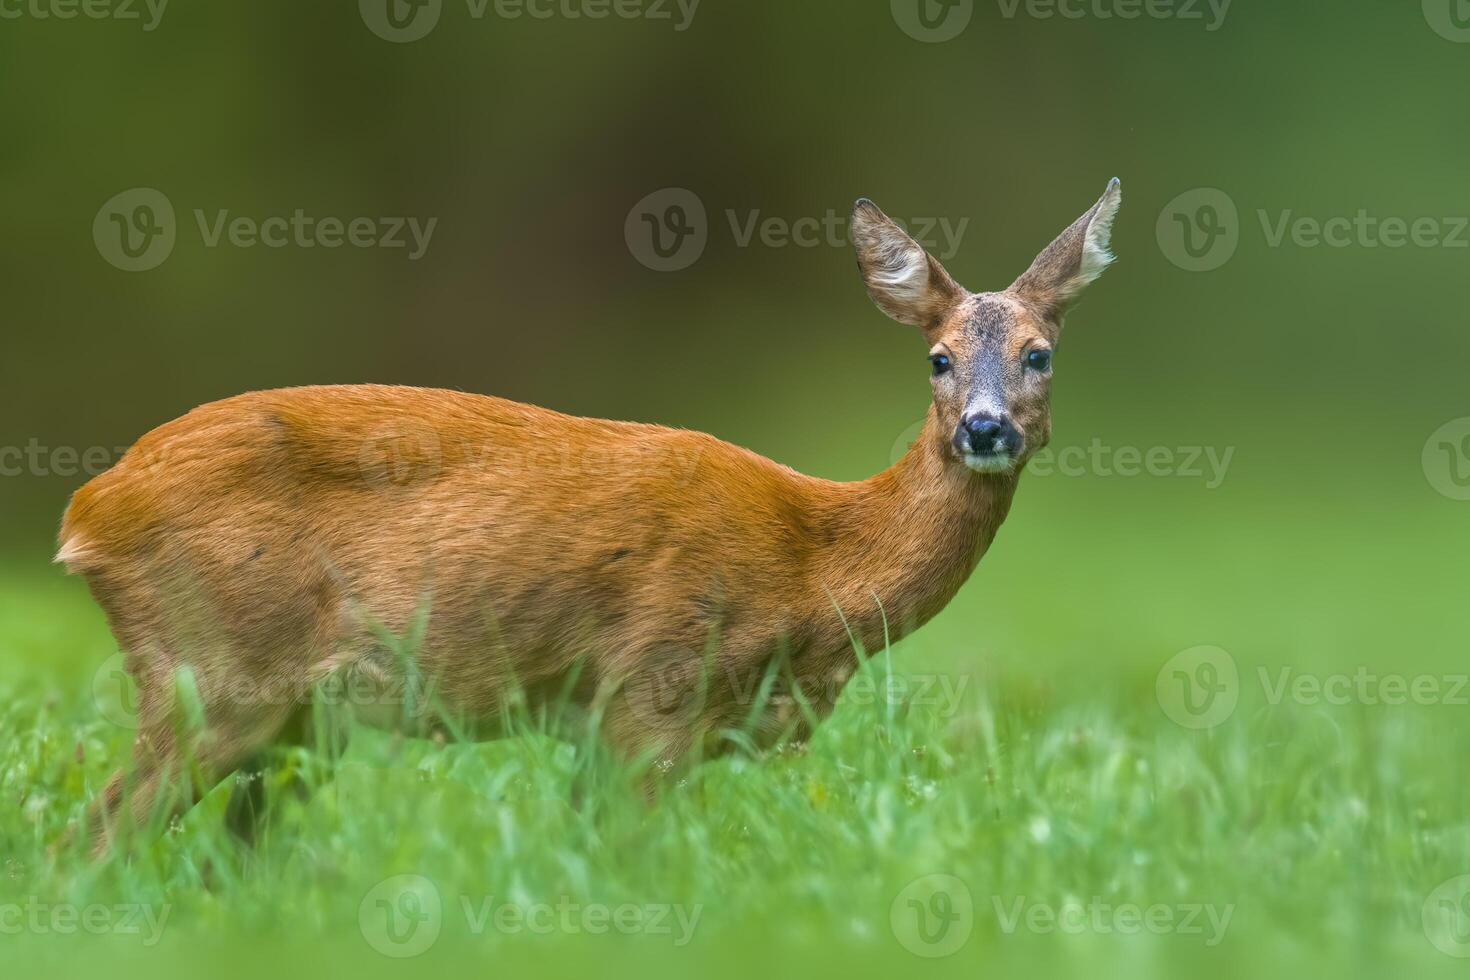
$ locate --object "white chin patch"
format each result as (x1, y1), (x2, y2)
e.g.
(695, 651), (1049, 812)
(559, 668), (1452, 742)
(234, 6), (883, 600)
(961, 453), (1015, 474)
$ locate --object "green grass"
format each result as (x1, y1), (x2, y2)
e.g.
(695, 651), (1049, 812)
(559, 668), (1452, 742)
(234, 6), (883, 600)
(3, 473), (1469, 978)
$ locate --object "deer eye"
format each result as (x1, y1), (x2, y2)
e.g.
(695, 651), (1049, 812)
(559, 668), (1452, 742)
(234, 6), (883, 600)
(1026, 349), (1052, 372)
(929, 353), (952, 377)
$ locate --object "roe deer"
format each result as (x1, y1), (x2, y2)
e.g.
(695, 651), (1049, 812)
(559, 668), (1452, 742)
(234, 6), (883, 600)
(57, 180), (1122, 855)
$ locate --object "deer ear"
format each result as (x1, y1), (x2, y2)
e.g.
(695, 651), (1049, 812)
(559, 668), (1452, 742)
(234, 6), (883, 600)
(1010, 178), (1121, 320)
(851, 199), (962, 332)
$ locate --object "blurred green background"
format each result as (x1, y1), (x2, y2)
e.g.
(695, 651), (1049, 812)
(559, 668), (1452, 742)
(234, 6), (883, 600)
(3, 0), (1470, 975)
(4, 0), (1466, 675)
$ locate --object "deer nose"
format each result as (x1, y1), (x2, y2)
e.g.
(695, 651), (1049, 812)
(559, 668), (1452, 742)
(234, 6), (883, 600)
(958, 414), (1020, 457)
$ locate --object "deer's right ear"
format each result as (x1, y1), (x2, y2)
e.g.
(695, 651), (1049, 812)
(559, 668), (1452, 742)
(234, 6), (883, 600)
(851, 199), (962, 332)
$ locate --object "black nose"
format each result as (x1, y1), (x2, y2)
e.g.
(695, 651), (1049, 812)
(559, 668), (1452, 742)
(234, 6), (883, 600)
(957, 414), (1021, 456)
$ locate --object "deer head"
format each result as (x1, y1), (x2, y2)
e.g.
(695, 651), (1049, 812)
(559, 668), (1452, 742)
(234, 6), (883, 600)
(852, 179), (1121, 473)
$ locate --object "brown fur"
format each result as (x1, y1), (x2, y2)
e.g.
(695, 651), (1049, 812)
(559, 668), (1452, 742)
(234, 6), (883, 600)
(58, 181), (1121, 855)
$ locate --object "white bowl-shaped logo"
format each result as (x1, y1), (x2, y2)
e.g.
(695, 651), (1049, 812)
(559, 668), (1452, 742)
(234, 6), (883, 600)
(890, 873), (974, 957)
(625, 188), (707, 272)
(1156, 645), (1239, 729)
(359, 874), (443, 957)
(94, 188), (175, 272)
(92, 653), (140, 730)
(1156, 188), (1239, 272)
(360, 0), (442, 43)
(891, 0), (973, 43)
(1424, 875), (1470, 956)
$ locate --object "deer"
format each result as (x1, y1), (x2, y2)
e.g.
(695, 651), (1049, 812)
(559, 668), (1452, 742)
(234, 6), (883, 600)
(56, 179), (1121, 856)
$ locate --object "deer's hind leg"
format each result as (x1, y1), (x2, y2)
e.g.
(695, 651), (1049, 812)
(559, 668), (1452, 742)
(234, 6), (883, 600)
(224, 701), (351, 847)
(63, 497), (338, 859)
(82, 642), (307, 860)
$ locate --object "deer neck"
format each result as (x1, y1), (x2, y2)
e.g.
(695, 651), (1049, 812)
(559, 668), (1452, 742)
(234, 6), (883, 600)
(812, 409), (1019, 649)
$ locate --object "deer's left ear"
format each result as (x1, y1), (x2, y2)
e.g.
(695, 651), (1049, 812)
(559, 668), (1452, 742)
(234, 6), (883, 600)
(1010, 178), (1121, 320)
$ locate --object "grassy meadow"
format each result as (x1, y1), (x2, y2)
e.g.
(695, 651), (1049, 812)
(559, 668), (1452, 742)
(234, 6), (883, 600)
(5, 2), (1470, 978)
(3, 451), (1467, 978)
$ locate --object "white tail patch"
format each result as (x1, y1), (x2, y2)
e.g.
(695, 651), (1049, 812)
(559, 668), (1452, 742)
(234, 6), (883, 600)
(54, 536), (97, 572)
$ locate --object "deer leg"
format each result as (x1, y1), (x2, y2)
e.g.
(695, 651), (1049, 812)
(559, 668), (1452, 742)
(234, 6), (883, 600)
(224, 703), (351, 847)
(83, 726), (229, 860)
(596, 688), (704, 804)
(80, 685), (307, 859)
